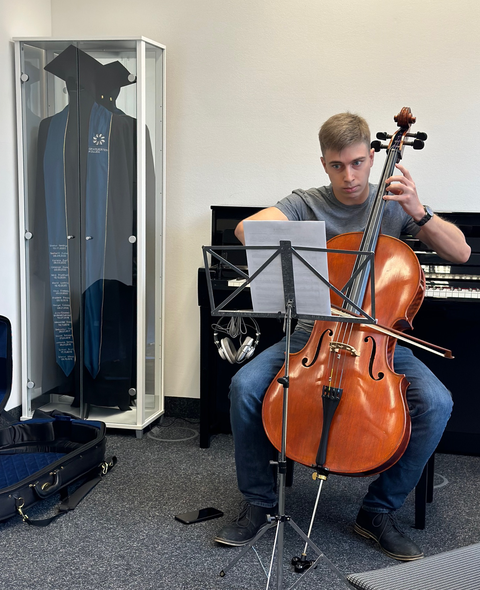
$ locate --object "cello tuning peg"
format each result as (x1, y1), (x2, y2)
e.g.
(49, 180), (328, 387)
(376, 132), (391, 140)
(404, 139), (425, 150)
(412, 139), (425, 150)
(371, 140), (387, 152)
(406, 131), (428, 141)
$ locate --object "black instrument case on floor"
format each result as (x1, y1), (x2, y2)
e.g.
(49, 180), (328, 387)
(0, 315), (113, 525)
(0, 412), (108, 523)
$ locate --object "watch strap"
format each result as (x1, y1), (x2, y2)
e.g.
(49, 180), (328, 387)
(415, 205), (433, 227)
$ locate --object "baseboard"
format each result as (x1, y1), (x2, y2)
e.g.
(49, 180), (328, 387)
(164, 396), (200, 421)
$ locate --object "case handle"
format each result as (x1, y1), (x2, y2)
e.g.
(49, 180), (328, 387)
(33, 470), (62, 498)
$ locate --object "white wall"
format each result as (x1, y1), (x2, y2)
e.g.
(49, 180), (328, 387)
(0, 0), (51, 409)
(5, 0), (479, 404)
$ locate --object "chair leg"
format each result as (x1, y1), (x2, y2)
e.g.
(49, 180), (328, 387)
(414, 453), (435, 530)
(286, 458), (294, 487)
(426, 453), (435, 504)
(414, 465), (427, 529)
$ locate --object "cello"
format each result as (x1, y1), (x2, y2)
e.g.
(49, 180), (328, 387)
(262, 108), (427, 477)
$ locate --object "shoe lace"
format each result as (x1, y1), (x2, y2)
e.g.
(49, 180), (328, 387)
(233, 501), (252, 527)
(386, 512), (407, 536)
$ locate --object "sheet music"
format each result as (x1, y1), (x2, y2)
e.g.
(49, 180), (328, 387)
(243, 220), (331, 317)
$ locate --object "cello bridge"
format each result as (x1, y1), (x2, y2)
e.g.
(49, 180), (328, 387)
(329, 342), (360, 357)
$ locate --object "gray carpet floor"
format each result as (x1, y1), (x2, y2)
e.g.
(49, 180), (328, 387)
(1, 418), (479, 590)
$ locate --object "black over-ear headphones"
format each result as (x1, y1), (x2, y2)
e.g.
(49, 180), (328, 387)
(213, 316), (261, 364)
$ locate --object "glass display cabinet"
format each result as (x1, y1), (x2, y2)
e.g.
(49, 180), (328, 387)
(14, 37), (165, 435)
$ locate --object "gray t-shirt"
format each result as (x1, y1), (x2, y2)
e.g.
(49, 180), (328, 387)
(275, 183), (420, 332)
(275, 183), (419, 241)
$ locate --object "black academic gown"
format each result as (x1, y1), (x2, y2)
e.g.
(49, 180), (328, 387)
(34, 87), (137, 411)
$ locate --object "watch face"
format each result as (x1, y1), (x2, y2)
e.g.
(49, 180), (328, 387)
(425, 205), (434, 218)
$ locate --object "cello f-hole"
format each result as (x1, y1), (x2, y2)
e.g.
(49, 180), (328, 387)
(302, 329), (333, 368)
(365, 335), (384, 381)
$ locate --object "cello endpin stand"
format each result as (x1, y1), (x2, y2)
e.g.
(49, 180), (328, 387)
(291, 470), (332, 576)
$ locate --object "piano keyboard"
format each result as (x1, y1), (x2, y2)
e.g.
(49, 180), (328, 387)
(425, 283), (480, 299)
(422, 263), (480, 299)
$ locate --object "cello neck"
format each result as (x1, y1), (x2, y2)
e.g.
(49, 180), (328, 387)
(344, 109), (416, 312)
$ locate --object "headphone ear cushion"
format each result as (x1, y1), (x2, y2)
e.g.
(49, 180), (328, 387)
(244, 339), (256, 360)
(214, 334), (226, 361)
(236, 336), (254, 363)
(220, 337), (237, 364)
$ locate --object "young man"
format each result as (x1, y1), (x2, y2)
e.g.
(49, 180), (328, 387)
(214, 113), (471, 561)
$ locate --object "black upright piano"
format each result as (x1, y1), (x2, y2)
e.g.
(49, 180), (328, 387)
(198, 206), (480, 455)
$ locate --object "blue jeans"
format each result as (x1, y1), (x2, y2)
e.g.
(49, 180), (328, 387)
(229, 330), (453, 512)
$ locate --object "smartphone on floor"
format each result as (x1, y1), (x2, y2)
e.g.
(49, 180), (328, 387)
(174, 507), (224, 524)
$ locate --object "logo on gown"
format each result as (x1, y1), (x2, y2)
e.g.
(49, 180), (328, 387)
(93, 133), (106, 146)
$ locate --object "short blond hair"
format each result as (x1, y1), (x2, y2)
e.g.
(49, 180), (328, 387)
(319, 113), (370, 155)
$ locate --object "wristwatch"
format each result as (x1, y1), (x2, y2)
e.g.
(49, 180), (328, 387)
(415, 205), (434, 227)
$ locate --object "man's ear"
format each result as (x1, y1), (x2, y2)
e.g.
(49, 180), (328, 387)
(320, 156), (327, 173)
(369, 148), (375, 167)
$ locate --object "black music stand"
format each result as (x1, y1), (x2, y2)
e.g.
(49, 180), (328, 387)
(202, 240), (377, 590)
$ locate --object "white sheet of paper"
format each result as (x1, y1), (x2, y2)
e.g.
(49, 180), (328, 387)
(243, 220), (331, 317)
